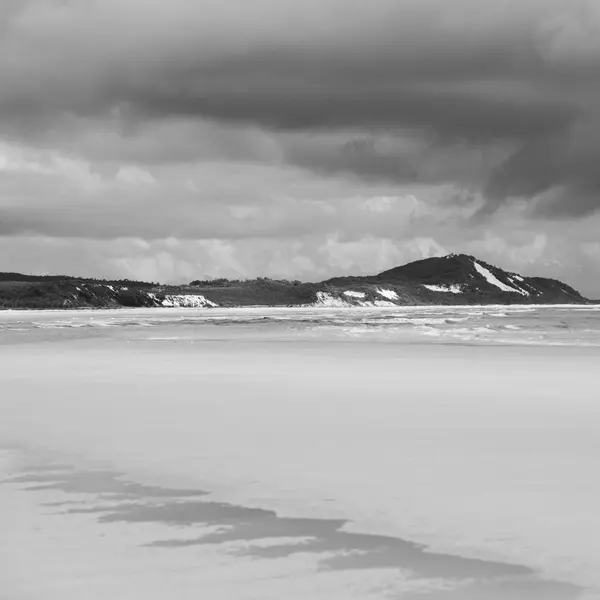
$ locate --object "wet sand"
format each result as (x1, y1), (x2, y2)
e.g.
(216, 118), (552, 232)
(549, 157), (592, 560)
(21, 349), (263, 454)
(0, 454), (583, 599)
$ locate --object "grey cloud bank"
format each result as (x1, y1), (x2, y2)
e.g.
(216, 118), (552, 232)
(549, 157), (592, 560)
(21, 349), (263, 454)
(1, 0), (600, 294)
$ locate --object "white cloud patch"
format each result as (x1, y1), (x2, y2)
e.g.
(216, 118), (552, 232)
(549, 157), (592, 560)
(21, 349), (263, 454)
(116, 165), (156, 186)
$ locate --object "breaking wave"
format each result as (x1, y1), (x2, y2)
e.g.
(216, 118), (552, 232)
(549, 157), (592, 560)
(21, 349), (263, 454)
(2, 305), (600, 347)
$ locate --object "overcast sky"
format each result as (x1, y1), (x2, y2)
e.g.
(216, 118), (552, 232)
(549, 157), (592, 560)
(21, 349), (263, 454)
(1, 0), (600, 295)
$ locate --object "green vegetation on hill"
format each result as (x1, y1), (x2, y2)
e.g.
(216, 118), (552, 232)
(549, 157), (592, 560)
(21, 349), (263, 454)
(0, 254), (591, 310)
(188, 278), (319, 306)
(0, 280), (157, 310)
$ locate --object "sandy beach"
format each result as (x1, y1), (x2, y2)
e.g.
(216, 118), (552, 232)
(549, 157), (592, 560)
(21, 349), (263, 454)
(1, 307), (599, 599)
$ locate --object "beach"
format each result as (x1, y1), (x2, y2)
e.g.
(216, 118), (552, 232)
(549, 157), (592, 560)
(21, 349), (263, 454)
(1, 306), (599, 599)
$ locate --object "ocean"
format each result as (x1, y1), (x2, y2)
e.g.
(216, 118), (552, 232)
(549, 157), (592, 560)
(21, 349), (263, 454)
(1, 305), (599, 599)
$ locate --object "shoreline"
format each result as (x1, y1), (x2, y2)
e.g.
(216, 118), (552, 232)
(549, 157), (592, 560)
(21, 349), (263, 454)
(1, 301), (599, 315)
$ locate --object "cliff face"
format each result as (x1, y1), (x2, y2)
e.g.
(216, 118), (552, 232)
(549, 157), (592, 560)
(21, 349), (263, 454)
(0, 254), (590, 310)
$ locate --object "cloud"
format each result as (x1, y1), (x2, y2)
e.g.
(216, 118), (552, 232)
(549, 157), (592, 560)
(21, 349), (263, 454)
(0, 1), (585, 136)
(2, 0), (599, 211)
(1, 0), (600, 290)
(0, 140), (437, 241)
(283, 132), (508, 188)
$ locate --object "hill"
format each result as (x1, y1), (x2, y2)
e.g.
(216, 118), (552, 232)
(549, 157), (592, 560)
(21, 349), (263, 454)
(0, 254), (591, 310)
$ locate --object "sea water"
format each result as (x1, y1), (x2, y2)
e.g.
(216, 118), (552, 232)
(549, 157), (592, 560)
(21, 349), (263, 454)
(1, 305), (599, 599)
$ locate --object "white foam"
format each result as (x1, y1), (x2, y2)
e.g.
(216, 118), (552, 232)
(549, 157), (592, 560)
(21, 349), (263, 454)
(342, 291), (366, 298)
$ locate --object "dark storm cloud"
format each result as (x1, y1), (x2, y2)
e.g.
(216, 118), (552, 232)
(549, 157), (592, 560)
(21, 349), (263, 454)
(2, 0), (600, 216)
(129, 86), (578, 143)
(485, 116), (600, 217)
(283, 135), (505, 188)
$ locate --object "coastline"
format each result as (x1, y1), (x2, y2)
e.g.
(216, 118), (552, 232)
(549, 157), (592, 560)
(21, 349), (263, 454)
(1, 301), (599, 313)
(1, 254), (592, 310)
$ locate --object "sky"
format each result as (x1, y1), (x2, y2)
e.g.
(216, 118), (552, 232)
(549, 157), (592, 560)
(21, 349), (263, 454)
(1, 0), (600, 296)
